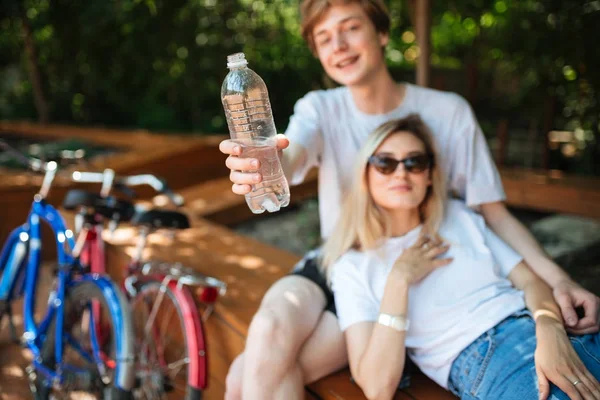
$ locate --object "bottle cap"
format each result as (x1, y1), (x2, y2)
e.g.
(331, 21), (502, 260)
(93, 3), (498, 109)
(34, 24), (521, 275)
(227, 53), (248, 69)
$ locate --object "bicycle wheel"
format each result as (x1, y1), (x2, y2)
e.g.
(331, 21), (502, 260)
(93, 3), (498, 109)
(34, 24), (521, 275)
(130, 280), (205, 400)
(34, 280), (134, 400)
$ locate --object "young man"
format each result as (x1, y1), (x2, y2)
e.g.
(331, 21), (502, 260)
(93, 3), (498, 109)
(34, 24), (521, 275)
(219, 1), (600, 398)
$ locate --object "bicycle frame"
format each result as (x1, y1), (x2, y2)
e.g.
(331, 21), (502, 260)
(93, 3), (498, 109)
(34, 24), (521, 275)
(79, 214), (209, 390)
(78, 215), (105, 277)
(0, 198), (131, 389)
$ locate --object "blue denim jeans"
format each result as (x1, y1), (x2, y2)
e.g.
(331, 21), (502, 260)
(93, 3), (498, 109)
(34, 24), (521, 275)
(448, 309), (600, 399)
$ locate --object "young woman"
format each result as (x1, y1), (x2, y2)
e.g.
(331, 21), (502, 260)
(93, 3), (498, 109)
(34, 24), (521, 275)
(324, 114), (600, 400)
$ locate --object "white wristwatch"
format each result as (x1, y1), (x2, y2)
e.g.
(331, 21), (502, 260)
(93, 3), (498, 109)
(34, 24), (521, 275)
(377, 313), (410, 332)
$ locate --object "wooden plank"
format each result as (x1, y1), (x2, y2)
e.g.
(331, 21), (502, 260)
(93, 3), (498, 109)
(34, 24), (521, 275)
(0, 132), (229, 193)
(203, 308), (246, 379)
(501, 167), (600, 219)
(0, 120), (221, 148)
(307, 368), (414, 400)
(400, 373), (456, 399)
(178, 169), (319, 225)
(202, 374), (226, 400)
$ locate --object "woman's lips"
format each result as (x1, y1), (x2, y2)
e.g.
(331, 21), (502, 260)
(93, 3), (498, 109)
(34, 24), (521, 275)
(389, 184), (412, 192)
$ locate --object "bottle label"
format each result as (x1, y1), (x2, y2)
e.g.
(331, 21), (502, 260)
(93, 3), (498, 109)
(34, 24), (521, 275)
(224, 90), (273, 139)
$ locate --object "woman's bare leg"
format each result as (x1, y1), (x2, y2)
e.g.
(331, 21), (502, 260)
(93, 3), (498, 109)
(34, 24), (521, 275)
(298, 310), (347, 384)
(241, 276), (326, 399)
(224, 355), (244, 400)
(273, 363), (304, 400)
(225, 310), (348, 399)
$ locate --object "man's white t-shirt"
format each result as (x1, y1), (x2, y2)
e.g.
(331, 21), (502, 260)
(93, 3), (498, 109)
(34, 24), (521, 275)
(331, 200), (526, 388)
(284, 83), (505, 239)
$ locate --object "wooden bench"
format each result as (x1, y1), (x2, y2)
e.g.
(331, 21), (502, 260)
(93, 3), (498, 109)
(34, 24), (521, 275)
(103, 215), (455, 399)
(500, 166), (600, 219)
(169, 165), (600, 231)
(179, 169), (319, 225)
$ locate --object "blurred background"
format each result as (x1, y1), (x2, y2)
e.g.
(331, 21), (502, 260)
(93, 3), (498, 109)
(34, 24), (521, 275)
(1, 0), (598, 176)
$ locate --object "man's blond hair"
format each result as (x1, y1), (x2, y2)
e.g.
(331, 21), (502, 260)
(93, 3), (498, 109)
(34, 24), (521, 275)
(300, 0), (390, 53)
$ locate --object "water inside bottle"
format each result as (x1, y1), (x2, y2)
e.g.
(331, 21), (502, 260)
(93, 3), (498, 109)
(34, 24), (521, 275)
(223, 91), (276, 140)
(233, 137), (290, 213)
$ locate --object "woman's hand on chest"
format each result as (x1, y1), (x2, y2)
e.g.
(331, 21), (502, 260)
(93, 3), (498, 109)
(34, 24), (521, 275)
(389, 234), (453, 286)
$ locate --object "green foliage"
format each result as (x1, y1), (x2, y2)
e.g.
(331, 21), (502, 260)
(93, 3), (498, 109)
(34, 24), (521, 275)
(0, 0), (598, 174)
(0, 0), (322, 133)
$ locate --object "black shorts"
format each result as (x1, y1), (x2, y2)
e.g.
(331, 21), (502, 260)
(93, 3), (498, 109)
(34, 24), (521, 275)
(290, 250), (336, 315)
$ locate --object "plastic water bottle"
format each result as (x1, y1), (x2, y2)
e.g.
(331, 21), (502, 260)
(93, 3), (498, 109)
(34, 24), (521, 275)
(221, 52), (290, 214)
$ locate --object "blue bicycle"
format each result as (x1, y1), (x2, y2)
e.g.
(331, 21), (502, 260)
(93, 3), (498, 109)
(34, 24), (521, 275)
(0, 141), (135, 399)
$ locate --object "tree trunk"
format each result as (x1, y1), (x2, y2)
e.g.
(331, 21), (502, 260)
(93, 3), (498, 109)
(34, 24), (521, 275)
(415, 0), (431, 87)
(22, 15), (49, 124)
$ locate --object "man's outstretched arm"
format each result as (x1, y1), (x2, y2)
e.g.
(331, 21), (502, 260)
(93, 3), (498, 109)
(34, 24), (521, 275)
(481, 201), (600, 334)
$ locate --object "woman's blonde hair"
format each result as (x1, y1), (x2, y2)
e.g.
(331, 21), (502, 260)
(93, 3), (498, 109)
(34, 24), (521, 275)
(321, 114), (447, 276)
(300, 0), (390, 54)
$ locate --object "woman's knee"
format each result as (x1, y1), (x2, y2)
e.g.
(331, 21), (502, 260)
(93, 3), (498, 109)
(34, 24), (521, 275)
(247, 276), (328, 349)
(247, 308), (295, 351)
(225, 354), (244, 400)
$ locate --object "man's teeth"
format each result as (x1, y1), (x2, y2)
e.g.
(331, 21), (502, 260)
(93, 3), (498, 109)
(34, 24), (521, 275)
(338, 58), (355, 67)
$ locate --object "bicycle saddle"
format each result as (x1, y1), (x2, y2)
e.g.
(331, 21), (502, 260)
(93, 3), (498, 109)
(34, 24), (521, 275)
(131, 209), (190, 230)
(63, 190), (136, 222)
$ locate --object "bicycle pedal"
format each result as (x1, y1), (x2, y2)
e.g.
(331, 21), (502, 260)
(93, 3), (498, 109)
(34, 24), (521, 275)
(25, 365), (36, 379)
(26, 365), (39, 391)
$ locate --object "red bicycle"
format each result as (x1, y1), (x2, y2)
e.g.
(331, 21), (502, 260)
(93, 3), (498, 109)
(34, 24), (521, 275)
(63, 169), (226, 400)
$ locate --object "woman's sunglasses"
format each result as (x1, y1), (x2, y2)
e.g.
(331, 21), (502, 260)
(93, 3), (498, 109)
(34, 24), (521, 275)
(368, 153), (433, 175)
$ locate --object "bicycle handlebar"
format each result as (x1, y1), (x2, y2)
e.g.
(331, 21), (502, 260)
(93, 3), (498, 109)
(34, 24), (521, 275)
(0, 139), (56, 173)
(71, 169), (184, 207)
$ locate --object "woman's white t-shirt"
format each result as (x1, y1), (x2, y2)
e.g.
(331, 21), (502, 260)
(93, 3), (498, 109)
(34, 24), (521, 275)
(284, 84), (506, 239)
(331, 200), (526, 388)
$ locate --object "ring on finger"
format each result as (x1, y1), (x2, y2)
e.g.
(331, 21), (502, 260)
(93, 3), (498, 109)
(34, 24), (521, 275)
(571, 379), (581, 386)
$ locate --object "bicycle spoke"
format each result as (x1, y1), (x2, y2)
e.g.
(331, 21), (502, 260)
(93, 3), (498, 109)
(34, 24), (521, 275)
(166, 355), (189, 376)
(132, 282), (194, 399)
(144, 287), (167, 337)
(158, 302), (176, 343)
(135, 300), (155, 364)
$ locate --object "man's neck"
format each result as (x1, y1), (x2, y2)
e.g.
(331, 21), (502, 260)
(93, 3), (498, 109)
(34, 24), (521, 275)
(348, 68), (405, 115)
